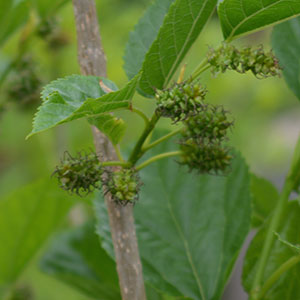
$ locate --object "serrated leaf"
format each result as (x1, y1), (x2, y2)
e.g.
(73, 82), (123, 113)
(272, 17), (300, 100)
(94, 137), (251, 300)
(40, 222), (121, 300)
(27, 75), (139, 138)
(123, 0), (175, 80)
(94, 195), (184, 298)
(0, 0), (29, 47)
(218, 0), (300, 41)
(0, 178), (73, 288)
(243, 201), (300, 299)
(139, 0), (218, 96)
(41, 221), (190, 300)
(251, 174), (278, 228)
(88, 114), (126, 145)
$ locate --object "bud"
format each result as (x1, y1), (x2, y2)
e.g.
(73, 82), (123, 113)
(155, 79), (207, 123)
(53, 151), (103, 196)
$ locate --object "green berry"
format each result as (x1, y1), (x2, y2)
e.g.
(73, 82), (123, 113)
(104, 169), (142, 205)
(155, 79), (207, 123)
(7, 57), (42, 108)
(53, 151), (103, 196)
(182, 104), (233, 143)
(207, 44), (281, 78)
(179, 139), (232, 174)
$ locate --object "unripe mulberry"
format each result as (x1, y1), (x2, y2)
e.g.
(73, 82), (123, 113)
(179, 139), (232, 174)
(155, 79), (207, 123)
(182, 104), (233, 142)
(53, 151), (103, 196)
(7, 57), (41, 107)
(104, 169), (142, 205)
(207, 44), (281, 78)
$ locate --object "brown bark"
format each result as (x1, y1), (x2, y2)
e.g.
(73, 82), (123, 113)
(72, 1), (146, 299)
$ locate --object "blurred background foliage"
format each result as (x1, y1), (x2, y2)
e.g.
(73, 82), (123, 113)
(0, 0), (299, 299)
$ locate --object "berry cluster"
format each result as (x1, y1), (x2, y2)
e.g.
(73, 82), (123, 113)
(104, 168), (142, 205)
(207, 44), (281, 78)
(53, 151), (103, 196)
(53, 151), (142, 205)
(179, 104), (233, 174)
(155, 79), (207, 123)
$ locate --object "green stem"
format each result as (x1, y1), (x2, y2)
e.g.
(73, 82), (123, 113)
(130, 107), (150, 126)
(113, 144), (124, 162)
(258, 255), (300, 299)
(136, 151), (182, 171)
(250, 177), (294, 300)
(101, 161), (131, 168)
(128, 113), (160, 165)
(190, 57), (210, 80)
(142, 128), (182, 152)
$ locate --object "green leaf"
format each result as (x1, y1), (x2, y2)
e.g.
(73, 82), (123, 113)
(40, 222), (121, 300)
(0, 178), (73, 287)
(41, 221), (188, 300)
(94, 138), (251, 300)
(88, 114), (126, 145)
(27, 75), (138, 138)
(218, 0), (300, 41)
(272, 16), (300, 100)
(243, 201), (300, 299)
(94, 195), (184, 298)
(139, 0), (218, 96)
(0, 0), (29, 47)
(251, 174), (278, 228)
(123, 0), (175, 80)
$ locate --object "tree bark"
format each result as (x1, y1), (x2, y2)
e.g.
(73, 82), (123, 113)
(72, 1), (146, 299)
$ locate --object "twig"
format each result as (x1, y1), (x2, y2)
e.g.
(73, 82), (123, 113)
(72, 1), (146, 299)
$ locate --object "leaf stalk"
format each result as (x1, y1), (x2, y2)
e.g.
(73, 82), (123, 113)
(142, 128), (182, 152)
(136, 151), (182, 171)
(250, 177), (294, 300)
(258, 255), (300, 299)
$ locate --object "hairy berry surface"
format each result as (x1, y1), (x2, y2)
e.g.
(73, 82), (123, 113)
(155, 79), (207, 123)
(104, 169), (142, 205)
(53, 151), (103, 196)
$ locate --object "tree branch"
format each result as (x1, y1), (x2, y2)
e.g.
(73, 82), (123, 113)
(72, 1), (146, 299)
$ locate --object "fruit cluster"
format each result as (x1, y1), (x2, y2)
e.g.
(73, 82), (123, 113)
(207, 44), (281, 78)
(179, 104), (233, 174)
(53, 151), (103, 196)
(53, 151), (142, 205)
(155, 79), (207, 123)
(104, 168), (142, 205)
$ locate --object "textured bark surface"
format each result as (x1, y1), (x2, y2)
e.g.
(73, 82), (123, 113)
(72, 1), (146, 299)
